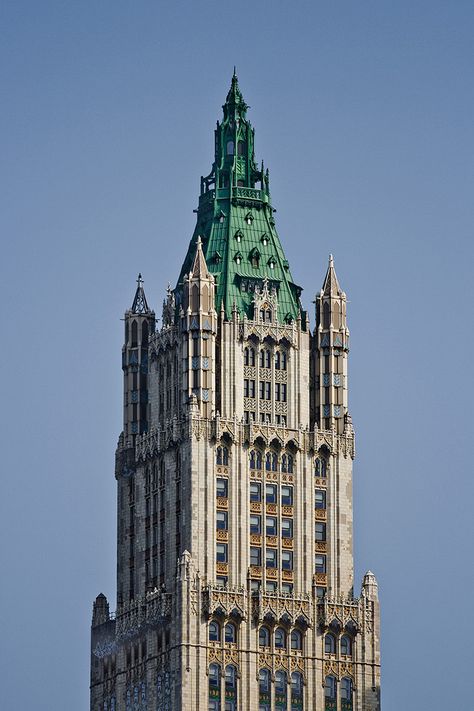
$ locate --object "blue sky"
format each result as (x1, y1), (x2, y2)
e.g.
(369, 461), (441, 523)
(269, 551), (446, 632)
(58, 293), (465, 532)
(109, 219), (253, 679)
(1, 2), (473, 709)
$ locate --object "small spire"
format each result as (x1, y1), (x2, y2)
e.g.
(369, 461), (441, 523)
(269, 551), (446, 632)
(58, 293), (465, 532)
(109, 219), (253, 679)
(131, 273), (150, 314)
(191, 236), (209, 278)
(322, 254), (342, 296)
(225, 70), (248, 113)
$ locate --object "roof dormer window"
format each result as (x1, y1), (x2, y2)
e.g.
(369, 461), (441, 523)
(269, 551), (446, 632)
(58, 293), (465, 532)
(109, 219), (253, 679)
(261, 234), (269, 247)
(245, 212), (253, 226)
(234, 230), (243, 243)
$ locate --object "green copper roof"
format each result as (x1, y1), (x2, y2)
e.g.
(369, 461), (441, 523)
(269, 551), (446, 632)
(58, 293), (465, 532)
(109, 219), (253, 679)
(177, 72), (304, 325)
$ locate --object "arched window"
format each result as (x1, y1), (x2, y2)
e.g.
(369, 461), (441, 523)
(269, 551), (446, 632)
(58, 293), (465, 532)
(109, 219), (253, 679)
(287, 454), (294, 473)
(281, 351), (287, 370)
(291, 671), (303, 707)
(275, 627), (287, 650)
(291, 629), (303, 651)
(325, 675), (337, 700)
(275, 670), (287, 708)
(256, 450), (262, 469)
(209, 621), (220, 642)
(131, 320), (138, 347)
(259, 626), (270, 647)
(225, 622), (236, 644)
(244, 346), (255, 366)
(250, 450), (256, 469)
(275, 351), (281, 369)
(341, 677), (352, 702)
(216, 447), (223, 465)
(209, 662), (220, 688)
(271, 453), (278, 471)
(226, 140), (234, 155)
(259, 668), (271, 710)
(324, 633), (336, 654)
(142, 320), (149, 347)
(265, 452), (271, 471)
(225, 665), (236, 690)
(208, 663), (221, 709)
(281, 454), (288, 473)
(237, 140), (245, 156)
(341, 635), (352, 656)
(315, 458), (327, 477)
(259, 668), (270, 693)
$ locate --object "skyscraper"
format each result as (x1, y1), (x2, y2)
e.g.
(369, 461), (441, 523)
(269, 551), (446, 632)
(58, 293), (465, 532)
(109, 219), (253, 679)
(90, 73), (381, 711)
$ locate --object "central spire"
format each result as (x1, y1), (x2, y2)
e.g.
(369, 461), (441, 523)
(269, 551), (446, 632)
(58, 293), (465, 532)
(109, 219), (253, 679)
(176, 74), (304, 326)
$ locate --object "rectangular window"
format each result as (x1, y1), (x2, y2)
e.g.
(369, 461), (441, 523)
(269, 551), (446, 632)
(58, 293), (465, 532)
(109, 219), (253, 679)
(266, 516), (277, 536)
(249, 379), (255, 398)
(281, 518), (293, 538)
(216, 576), (228, 588)
(315, 522), (326, 541)
(281, 485), (293, 505)
(216, 478), (228, 498)
(282, 550), (293, 570)
(250, 482), (261, 502)
(281, 582), (293, 595)
(250, 514), (262, 534)
(265, 381), (271, 400)
(217, 511), (228, 530)
(250, 546), (262, 566)
(259, 381), (265, 399)
(315, 489), (326, 509)
(250, 580), (261, 593)
(266, 549), (277, 568)
(265, 484), (277, 504)
(265, 581), (277, 593)
(244, 379), (249, 397)
(316, 586), (326, 599)
(281, 384), (287, 402)
(275, 383), (281, 401)
(315, 554), (326, 573)
(216, 543), (228, 563)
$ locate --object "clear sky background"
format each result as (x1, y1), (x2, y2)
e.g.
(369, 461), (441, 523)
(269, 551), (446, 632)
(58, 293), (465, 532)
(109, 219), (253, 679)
(1, 2), (473, 709)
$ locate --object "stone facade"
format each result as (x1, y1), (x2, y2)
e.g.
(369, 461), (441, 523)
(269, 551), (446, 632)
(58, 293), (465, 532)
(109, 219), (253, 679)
(90, 75), (381, 711)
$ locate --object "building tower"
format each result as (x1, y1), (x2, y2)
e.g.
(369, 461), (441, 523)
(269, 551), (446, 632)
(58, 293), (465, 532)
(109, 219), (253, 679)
(90, 73), (381, 711)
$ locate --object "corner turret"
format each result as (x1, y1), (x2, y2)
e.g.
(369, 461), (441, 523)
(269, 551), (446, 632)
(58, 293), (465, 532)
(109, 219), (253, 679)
(313, 255), (350, 434)
(122, 274), (155, 440)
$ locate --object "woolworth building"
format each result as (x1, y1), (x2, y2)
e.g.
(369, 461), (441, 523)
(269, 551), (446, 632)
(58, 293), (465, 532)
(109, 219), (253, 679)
(90, 74), (381, 711)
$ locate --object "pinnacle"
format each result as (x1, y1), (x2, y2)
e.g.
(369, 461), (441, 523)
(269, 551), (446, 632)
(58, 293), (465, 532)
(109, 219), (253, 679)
(191, 236), (210, 278)
(131, 273), (150, 314)
(322, 253), (342, 296)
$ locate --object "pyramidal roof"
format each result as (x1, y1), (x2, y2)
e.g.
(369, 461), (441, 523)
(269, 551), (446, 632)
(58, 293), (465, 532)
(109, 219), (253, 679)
(131, 273), (151, 314)
(322, 254), (342, 296)
(176, 73), (304, 325)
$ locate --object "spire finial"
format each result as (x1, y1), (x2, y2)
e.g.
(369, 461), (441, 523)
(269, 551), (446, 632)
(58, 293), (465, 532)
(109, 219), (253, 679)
(322, 254), (342, 296)
(131, 272), (150, 314)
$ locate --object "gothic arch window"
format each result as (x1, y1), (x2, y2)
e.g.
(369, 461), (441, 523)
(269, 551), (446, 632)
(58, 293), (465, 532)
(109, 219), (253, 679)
(250, 449), (262, 470)
(323, 301), (330, 329)
(275, 627), (287, 650)
(324, 633), (336, 654)
(266, 452), (277, 472)
(216, 446), (229, 466)
(259, 668), (271, 710)
(341, 677), (353, 702)
(291, 629), (303, 651)
(275, 670), (288, 708)
(226, 140), (234, 155)
(191, 284), (199, 311)
(291, 671), (303, 708)
(141, 320), (149, 347)
(237, 140), (245, 156)
(260, 348), (271, 368)
(225, 664), (237, 690)
(281, 351), (287, 370)
(224, 622), (236, 643)
(209, 621), (220, 642)
(244, 346), (256, 366)
(259, 626), (270, 647)
(325, 675), (337, 701)
(315, 457), (327, 477)
(208, 663), (221, 709)
(131, 320), (138, 347)
(341, 634), (352, 656)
